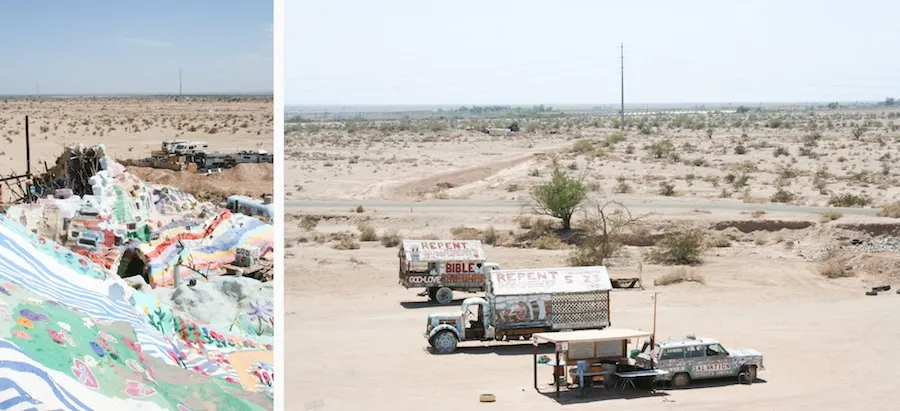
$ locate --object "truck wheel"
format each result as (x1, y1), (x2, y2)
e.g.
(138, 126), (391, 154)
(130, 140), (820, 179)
(435, 287), (453, 305)
(430, 330), (458, 354)
(427, 287), (438, 301)
(521, 334), (532, 341)
(747, 365), (757, 382)
(672, 373), (691, 388)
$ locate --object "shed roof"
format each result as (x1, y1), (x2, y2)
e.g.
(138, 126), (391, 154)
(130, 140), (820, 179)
(533, 328), (652, 344)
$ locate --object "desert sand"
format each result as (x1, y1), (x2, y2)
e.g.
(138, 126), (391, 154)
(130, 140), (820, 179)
(287, 108), (900, 411)
(0, 97), (274, 201)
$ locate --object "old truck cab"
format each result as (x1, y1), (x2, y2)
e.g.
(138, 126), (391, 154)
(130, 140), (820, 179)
(635, 335), (764, 387)
(425, 297), (496, 354)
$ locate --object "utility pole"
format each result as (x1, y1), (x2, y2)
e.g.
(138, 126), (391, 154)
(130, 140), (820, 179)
(620, 43), (625, 129)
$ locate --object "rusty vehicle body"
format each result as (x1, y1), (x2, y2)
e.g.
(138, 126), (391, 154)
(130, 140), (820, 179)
(398, 239), (499, 305)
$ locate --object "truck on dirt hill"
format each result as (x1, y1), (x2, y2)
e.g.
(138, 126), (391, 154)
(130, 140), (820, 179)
(425, 266), (613, 354)
(398, 239), (500, 305)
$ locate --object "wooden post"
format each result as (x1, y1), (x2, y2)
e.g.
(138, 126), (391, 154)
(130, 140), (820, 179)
(533, 341), (538, 392)
(555, 349), (561, 398)
(651, 292), (658, 347)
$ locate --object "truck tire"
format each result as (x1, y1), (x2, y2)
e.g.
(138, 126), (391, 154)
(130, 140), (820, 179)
(435, 287), (453, 305)
(672, 373), (691, 388)
(430, 330), (458, 354)
(866, 290), (878, 296)
(427, 287), (438, 301)
(747, 365), (757, 382)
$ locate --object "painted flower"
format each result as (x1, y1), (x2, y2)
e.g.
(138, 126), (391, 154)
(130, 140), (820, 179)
(12, 330), (30, 341)
(98, 337), (111, 351)
(19, 309), (47, 322)
(0, 285), (9, 296)
(2, 283), (17, 291)
(57, 322), (71, 332)
(82, 317), (96, 329)
(90, 341), (106, 357)
(16, 317), (34, 329)
(62, 331), (77, 347)
(83, 355), (99, 368)
(99, 331), (118, 344)
(123, 337), (136, 352)
(142, 306), (150, 315)
(47, 329), (65, 345)
(247, 299), (273, 324)
(155, 300), (161, 308)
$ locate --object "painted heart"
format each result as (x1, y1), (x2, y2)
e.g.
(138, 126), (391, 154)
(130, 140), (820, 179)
(71, 359), (99, 389)
(125, 380), (157, 398)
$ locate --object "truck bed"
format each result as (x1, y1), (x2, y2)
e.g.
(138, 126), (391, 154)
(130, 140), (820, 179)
(491, 290), (610, 330)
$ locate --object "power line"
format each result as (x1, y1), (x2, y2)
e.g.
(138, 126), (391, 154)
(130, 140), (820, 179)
(620, 43), (625, 129)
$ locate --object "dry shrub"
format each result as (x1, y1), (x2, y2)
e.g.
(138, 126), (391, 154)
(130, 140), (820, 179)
(357, 223), (378, 241)
(754, 232), (767, 245)
(708, 232), (731, 248)
(654, 267), (705, 286)
(517, 215), (535, 229)
(450, 226), (481, 240)
(818, 261), (853, 279)
(742, 196), (768, 204)
(482, 226), (499, 245)
(820, 210), (844, 223)
(749, 210), (766, 218)
(648, 224), (708, 265)
(300, 216), (318, 230)
(333, 236), (360, 250)
(877, 202), (900, 218)
(380, 229), (401, 247)
(534, 236), (564, 250)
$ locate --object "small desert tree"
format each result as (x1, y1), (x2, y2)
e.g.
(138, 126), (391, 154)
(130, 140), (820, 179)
(648, 223), (708, 265)
(568, 200), (649, 266)
(531, 167), (587, 230)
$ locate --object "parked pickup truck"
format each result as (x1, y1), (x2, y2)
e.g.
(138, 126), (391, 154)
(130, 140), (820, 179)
(426, 266), (613, 354)
(635, 335), (764, 387)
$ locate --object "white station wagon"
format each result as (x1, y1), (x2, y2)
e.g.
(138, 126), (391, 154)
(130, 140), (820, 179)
(635, 335), (764, 387)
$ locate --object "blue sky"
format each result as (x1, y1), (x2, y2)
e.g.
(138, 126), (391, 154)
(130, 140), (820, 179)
(287, 0), (900, 105)
(0, 1), (273, 95)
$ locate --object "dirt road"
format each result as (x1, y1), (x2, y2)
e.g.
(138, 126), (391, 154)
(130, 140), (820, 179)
(287, 197), (880, 217)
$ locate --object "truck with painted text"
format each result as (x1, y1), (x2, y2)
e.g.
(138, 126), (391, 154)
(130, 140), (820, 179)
(425, 266), (613, 354)
(398, 239), (500, 305)
(634, 335), (764, 387)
